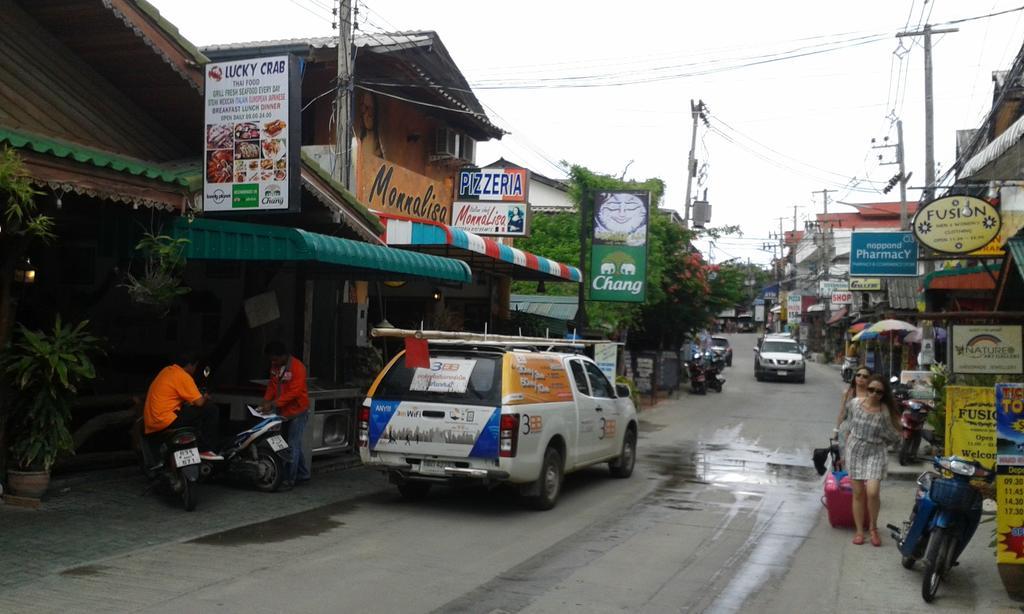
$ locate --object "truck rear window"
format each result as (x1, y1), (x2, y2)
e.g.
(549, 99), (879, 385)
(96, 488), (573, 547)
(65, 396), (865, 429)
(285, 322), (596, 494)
(375, 354), (502, 406)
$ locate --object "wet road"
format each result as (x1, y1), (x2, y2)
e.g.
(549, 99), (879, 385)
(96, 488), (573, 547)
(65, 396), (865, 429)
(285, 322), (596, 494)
(6, 334), (1008, 612)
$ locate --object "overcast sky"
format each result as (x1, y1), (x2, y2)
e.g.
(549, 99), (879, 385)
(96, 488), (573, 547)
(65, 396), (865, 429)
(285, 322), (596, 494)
(151, 0), (1024, 266)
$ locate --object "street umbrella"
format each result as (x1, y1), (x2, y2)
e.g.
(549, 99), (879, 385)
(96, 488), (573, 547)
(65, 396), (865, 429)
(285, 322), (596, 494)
(852, 319), (917, 377)
(848, 322), (869, 334)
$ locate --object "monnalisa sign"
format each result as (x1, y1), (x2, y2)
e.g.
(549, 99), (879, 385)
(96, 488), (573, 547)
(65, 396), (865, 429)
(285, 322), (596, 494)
(451, 201), (527, 236)
(950, 325), (1023, 375)
(849, 277), (883, 291)
(204, 55), (299, 212)
(913, 196), (1002, 254)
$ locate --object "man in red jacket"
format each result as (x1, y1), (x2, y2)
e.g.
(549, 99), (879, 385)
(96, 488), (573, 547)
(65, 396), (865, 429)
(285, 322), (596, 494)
(259, 341), (310, 488)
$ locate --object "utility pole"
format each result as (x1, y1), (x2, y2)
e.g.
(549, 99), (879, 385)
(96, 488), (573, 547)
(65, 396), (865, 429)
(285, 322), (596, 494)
(874, 121), (911, 229)
(684, 99), (705, 227)
(334, 0), (353, 189)
(897, 24), (957, 202)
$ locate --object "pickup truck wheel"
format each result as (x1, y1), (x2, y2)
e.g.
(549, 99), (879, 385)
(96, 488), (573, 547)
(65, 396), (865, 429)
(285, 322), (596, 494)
(528, 447), (563, 511)
(397, 481), (432, 501)
(609, 429), (637, 478)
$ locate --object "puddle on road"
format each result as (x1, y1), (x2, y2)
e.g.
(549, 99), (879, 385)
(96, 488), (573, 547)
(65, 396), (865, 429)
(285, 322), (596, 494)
(189, 499), (358, 546)
(61, 564), (112, 577)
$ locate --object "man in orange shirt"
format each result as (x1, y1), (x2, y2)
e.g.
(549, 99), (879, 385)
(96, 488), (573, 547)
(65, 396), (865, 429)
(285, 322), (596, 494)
(143, 350), (222, 461)
(259, 341), (310, 488)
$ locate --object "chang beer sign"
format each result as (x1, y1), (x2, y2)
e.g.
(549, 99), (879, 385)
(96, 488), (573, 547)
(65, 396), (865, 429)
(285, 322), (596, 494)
(589, 192), (649, 302)
(913, 195), (1001, 254)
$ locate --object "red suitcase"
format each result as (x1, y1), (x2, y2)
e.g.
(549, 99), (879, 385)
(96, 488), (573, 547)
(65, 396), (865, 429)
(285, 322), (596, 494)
(823, 470), (856, 528)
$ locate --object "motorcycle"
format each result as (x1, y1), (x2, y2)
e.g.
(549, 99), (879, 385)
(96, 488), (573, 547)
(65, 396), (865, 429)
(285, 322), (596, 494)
(840, 356), (858, 383)
(686, 353), (708, 395)
(887, 455), (994, 603)
(705, 351), (726, 393)
(892, 378), (934, 466)
(137, 420), (202, 512)
(199, 408), (290, 492)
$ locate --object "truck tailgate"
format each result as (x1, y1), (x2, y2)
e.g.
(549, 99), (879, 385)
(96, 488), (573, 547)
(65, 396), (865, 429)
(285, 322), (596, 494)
(368, 399), (501, 459)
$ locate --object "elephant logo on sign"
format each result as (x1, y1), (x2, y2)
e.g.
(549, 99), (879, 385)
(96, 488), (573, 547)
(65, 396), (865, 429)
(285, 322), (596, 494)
(600, 262), (616, 274)
(620, 263), (636, 275)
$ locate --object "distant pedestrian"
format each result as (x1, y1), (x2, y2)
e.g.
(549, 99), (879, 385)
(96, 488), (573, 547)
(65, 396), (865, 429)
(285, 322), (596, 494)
(259, 341), (310, 489)
(845, 374), (900, 546)
(834, 366), (872, 468)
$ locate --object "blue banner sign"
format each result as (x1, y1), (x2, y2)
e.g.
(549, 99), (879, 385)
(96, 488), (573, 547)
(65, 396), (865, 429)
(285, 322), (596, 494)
(850, 231), (918, 277)
(760, 283), (779, 301)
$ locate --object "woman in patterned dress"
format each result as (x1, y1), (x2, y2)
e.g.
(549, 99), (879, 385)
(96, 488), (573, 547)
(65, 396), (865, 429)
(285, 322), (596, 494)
(845, 374), (900, 546)
(834, 366), (872, 468)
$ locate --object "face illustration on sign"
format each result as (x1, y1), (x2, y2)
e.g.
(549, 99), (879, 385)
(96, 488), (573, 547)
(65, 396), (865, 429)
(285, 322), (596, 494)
(595, 192), (648, 246)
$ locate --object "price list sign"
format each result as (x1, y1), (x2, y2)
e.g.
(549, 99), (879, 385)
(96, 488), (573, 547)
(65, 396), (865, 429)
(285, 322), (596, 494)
(996, 383), (1024, 564)
(203, 55), (300, 212)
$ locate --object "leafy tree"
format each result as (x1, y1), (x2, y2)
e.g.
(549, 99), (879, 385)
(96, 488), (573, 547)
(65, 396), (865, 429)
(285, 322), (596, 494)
(512, 164), (751, 348)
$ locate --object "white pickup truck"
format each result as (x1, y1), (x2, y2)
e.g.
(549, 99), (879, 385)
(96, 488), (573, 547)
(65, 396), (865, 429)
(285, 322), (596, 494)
(358, 345), (638, 509)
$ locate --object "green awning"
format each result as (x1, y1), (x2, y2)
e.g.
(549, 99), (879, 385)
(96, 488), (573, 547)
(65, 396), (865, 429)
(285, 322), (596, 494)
(0, 126), (198, 188)
(174, 218), (471, 283)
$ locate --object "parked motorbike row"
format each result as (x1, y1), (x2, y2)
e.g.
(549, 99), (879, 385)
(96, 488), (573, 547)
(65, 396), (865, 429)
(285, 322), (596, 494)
(136, 407), (291, 512)
(685, 350), (726, 395)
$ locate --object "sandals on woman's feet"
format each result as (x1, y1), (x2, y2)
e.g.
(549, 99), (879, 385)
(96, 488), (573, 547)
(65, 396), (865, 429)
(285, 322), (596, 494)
(852, 533), (865, 545)
(869, 528), (881, 547)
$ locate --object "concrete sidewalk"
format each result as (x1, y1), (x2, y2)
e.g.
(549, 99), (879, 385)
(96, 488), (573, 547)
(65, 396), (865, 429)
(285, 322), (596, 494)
(0, 453), (381, 591)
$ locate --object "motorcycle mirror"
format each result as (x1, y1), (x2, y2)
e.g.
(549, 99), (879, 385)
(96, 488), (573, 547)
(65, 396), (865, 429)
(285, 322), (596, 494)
(202, 366), (211, 378)
(889, 376), (898, 384)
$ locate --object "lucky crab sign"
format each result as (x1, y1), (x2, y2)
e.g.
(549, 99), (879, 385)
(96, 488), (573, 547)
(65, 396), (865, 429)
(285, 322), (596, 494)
(912, 195), (1001, 254)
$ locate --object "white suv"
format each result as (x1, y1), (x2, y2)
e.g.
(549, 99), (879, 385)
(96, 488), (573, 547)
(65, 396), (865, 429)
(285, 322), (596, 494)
(754, 337), (806, 383)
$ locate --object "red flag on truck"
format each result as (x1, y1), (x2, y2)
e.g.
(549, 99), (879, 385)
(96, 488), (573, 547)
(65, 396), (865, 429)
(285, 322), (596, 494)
(404, 337), (430, 369)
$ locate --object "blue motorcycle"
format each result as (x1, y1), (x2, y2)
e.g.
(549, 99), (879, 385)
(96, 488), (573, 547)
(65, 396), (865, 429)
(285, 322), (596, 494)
(887, 455), (995, 603)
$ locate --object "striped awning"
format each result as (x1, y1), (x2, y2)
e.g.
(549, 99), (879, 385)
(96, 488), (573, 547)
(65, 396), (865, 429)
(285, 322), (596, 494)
(380, 215), (582, 282)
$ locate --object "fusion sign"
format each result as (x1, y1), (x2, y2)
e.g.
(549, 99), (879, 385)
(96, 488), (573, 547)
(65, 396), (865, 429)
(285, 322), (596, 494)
(913, 196), (1001, 254)
(589, 192), (649, 302)
(203, 55), (299, 212)
(850, 231), (918, 277)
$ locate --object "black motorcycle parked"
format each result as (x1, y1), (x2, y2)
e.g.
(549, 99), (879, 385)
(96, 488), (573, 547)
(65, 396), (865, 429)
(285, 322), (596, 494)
(137, 420), (202, 511)
(705, 351), (726, 392)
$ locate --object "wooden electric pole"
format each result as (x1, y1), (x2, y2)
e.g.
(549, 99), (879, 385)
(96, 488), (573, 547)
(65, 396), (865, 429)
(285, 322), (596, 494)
(334, 0), (353, 189)
(684, 99), (705, 227)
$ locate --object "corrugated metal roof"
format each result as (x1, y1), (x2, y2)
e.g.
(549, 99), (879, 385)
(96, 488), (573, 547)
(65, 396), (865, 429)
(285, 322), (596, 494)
(509, 294), (578, 321)
(201, 32), (433, 53)
(0, 126), (195, 187)
(886, 277), (919, 310)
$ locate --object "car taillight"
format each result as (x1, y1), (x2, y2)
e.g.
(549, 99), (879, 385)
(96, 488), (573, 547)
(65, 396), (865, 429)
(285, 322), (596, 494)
(499, 413), (519, 458)
(171, 432), (196, 445)
(358, 405), (370, 448)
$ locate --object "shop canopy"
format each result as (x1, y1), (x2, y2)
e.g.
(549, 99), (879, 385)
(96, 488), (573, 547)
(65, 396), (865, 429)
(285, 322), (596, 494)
(922, 265), (998, 292)
(380, 215), (582, 283)
(173, 217), (471, 283)
(826, 307), (849, 326)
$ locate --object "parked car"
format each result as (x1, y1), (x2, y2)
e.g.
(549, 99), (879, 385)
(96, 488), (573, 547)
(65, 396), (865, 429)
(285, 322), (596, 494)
(754, 336), (806, 383)
(358, 344), (638, 510)
(710, 336), (733, 366)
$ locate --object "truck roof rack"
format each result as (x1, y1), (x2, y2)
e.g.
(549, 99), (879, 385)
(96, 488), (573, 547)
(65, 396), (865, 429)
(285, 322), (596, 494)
(370, 327), (617, 348)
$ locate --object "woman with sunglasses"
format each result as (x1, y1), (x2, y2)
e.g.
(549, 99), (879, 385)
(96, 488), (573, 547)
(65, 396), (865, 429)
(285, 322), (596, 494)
(834, 367), (872, 467)
(845, 374), (900, 546)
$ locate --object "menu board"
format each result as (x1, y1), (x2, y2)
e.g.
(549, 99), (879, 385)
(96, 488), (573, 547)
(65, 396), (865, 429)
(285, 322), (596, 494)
(203, 55), (299, 212)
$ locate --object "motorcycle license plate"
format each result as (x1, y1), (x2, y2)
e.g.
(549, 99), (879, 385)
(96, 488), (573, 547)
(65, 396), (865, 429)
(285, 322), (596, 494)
(777, 370), (788, 376)
(173, 447), (201, 468)
(266, 435), (288, 452)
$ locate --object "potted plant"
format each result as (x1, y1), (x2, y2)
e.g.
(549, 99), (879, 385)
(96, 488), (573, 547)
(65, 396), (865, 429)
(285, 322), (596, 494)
(1, 316), (103, 499)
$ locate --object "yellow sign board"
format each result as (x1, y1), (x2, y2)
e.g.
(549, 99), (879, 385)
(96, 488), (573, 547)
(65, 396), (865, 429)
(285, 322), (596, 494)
(944, 386), (996, 466)
(849, 277), (882, 291)
(913, 196), (1001, 254)
(969, 234), (1006, 257)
